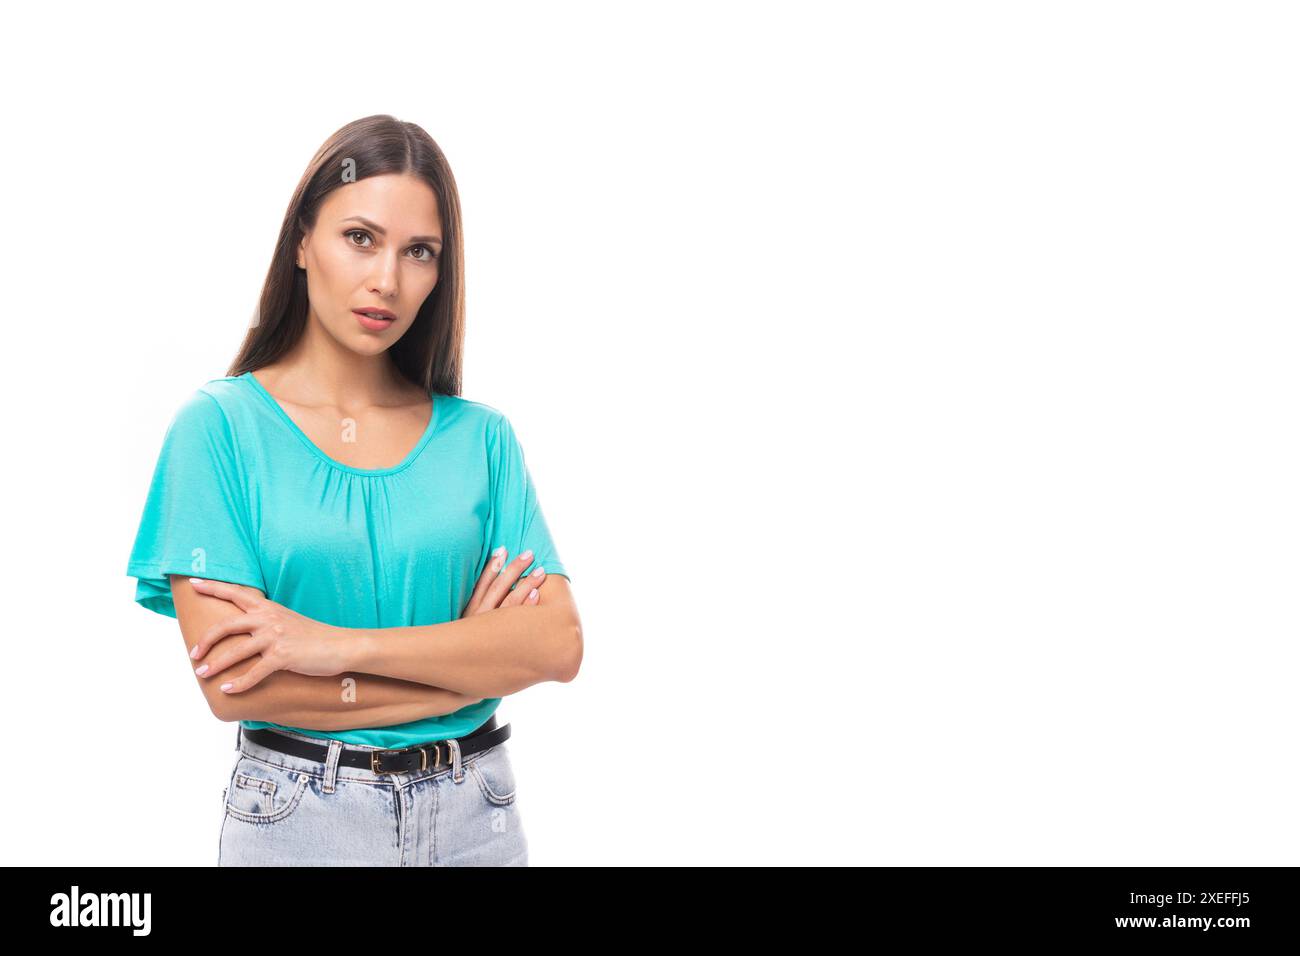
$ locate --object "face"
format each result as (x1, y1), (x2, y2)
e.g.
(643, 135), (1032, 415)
(295, 173), (443, 353)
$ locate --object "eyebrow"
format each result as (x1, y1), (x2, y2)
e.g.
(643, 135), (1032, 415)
(340, 216), (442, 247)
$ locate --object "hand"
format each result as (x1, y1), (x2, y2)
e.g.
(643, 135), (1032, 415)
(462, 546), (548, 617)
(185, 578), (347, 693)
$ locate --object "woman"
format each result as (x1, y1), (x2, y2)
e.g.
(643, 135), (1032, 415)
(125, 114), (582, 866)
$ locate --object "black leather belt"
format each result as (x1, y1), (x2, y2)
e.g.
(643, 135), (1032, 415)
(240, 715), (510, 775)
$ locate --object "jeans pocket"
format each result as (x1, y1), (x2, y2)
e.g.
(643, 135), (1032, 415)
(224, 756), (311, 824)
(466, 744), (517, 807)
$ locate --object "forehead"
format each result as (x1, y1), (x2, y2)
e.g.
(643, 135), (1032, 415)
(319, 173), (441, 230)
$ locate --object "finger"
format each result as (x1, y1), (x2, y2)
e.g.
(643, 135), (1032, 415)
(217, 656), (278, 695)
(191, 614), (259, 662)
(195, 632), (266, 680)
(481, 550), (536, 611)
(465, 547), (507, 615)
(502, 565), (547, 606)
(188, 578), (262, 612)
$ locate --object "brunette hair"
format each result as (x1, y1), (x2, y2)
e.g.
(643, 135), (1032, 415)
(226, 114), (465, 396)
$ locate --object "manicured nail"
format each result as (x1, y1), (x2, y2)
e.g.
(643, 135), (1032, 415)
(532, 566), (545, 577)
(520, 549), (533, 562)
(493, 546), (506, 559)
(194, 664), (209, 676)
(190, 645), (201, 659)
(528, 588), (538, 601)
(190, 577), (204, 584)
(220, 682), (234, 692)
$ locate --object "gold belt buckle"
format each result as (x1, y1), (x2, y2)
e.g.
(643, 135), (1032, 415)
(370, 742), (444, 775)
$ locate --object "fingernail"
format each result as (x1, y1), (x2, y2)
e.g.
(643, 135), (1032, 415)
(189, 577), (204, 584)
(532, 566), (545, 577)
(195, 664), (209, 676)
(520, 549), (533, 562)
(190, 645), (201, 659)
(493, 546), (506, 559)
(529, 588), (538, 601)
(220, 682), (234, 692)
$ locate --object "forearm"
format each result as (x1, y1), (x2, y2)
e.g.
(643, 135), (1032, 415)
(214, 636), (481, 729)
(236, 673), (479, 731)
(342, 604), (580, 698)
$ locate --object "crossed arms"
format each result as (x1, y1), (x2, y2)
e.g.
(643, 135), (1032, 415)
(170, 573), (582, 729)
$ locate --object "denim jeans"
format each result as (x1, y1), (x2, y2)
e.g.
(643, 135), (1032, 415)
(218, 724), (529, 866)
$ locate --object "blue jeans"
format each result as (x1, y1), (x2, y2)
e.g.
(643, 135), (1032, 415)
(218, 724), (529, 866)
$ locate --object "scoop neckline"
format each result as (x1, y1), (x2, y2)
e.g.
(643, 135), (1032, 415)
(239, 370), (438, 477)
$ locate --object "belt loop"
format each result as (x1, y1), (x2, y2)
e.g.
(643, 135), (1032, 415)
(323, 739), (342, 793)
(448, 737), (464, 782)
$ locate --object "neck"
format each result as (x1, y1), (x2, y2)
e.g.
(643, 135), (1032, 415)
(261, 310), (412, 407)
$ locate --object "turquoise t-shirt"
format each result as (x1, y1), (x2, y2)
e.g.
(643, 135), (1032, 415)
(125, 371), (569, 748)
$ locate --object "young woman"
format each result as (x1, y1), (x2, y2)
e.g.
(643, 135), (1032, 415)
(125, 114), (582, 866)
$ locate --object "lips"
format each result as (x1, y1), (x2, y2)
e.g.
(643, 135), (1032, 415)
(353, 309), (396, 331)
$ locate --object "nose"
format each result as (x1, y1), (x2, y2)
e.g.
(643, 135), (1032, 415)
(367, 252), (401, 299)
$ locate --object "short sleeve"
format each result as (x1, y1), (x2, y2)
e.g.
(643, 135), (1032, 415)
(486, 413), (570, 585)
(125, 389), (266, 618)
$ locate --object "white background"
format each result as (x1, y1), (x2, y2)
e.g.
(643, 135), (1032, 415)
(1, 0), (1296, 865)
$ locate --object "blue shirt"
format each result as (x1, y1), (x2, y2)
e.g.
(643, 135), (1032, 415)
(125, 371), (569, 747)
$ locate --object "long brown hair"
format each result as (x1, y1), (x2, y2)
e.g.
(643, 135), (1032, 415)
(226, 114), (465, 397)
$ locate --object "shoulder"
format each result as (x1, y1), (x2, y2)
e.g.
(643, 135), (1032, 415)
(166, 376), (249, 441)
(195, 375), (249, 411)
(436, 393), (513, 436)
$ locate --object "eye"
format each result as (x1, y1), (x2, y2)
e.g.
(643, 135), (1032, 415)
(345, 229), (373, 247)
(411, 244), (439, 262)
